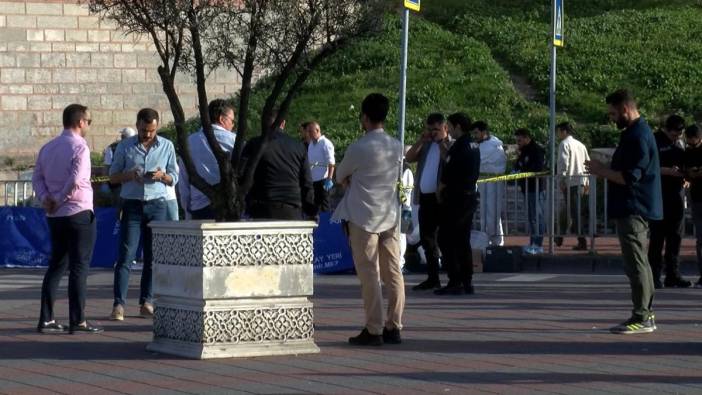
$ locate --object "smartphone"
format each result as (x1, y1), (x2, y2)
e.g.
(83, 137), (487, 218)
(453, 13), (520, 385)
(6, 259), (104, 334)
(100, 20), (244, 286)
(144, 171), (156, 178)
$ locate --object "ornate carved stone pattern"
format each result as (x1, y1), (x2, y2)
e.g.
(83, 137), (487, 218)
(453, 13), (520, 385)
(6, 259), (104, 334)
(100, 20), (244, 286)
(153, 307), (205, 343)
(201, 233), (313, 267)
(154, 306), (314, 344)
(152, 234), (204, 267)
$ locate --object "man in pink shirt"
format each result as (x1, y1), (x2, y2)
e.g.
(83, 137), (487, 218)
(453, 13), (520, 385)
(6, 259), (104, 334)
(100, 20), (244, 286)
(32, 104), (103, 334)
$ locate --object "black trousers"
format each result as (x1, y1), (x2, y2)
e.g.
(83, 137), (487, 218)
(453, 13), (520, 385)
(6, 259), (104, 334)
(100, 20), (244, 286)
(419, 193), (441, 281)
(438, 194), (478, 287)
(39, 210), (96, 326)
(313, 180), (330, 212)
(249, 201), (302, 220)
(190, 205), (215, 220)
(648, 195), (684, 279)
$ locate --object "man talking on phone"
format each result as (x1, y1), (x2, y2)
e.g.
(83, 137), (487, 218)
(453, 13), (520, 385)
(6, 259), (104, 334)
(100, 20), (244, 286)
(108, 108), (178, 321)
(405, 113), (453, 291)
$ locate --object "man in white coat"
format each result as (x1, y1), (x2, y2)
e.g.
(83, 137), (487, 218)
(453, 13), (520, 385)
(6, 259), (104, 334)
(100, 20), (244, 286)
(471, 121), (507, 246)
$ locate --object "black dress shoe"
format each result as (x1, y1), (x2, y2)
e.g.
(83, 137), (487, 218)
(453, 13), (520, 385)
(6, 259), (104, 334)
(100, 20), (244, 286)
(348, 328), (382, 346)
(664, 276), (692, 288)
(37, 322), (67, 334)
(413, 279), (441, 291)
(383, 327), (402, 344)
(69, 322), (104, 334)
(434, 284), (465, 295)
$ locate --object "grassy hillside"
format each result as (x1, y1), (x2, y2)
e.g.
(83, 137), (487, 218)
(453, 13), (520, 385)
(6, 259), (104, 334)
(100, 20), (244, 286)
(248, 16), (550, 157)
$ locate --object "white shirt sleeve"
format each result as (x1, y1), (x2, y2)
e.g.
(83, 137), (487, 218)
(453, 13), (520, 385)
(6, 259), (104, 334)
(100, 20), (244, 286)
(324, 139), (336, 165)
(103, 145), (113, 166)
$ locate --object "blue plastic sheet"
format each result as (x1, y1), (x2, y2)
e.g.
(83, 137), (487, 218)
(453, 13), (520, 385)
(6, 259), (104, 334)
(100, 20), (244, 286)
(0, 207), (354, 273)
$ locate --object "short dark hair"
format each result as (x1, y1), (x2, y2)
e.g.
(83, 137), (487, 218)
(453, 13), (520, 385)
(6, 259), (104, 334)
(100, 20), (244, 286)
(263, 110), (283, 130)
(606, 89), (637, 107)
(137, 108), (160, 124)
(665, 115), (686, 132)
(208, 99), (235, 124)
(300, 121), (312, 129)
(685, 124), (702, 139)
(447, 112), (472, 133)
(361, 93), (389, 123)
(426, 113), (445, 125)
(556, 122), (574, 135)
(63, 104), (88, 128)
(514, 128), (532, 138)
(470, 121), (488, 133)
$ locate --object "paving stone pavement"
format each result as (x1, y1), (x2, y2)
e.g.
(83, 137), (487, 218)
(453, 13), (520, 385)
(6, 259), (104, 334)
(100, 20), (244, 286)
(1, 266), (702, 395)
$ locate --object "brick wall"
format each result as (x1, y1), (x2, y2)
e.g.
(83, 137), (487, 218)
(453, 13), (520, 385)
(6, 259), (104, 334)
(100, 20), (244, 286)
(0, 1), (242, 157)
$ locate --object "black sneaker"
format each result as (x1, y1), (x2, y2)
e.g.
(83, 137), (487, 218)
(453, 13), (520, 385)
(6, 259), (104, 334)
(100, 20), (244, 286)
(37, 321), (67, 334)
(383, 327), (402, 344)
(653, 278), (663, 290)
(413, 279), (441, 291)
(609, 316), (656, 334)
(348, 328), (382, 346)
(434, 284), (465, 295)
(664, 276), (692, 288)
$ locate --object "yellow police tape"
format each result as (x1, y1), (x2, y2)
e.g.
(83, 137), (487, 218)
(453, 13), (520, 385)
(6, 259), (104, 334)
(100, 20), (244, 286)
(92, 171), (550, 185)
(477, 171), (550, 184)
(90, 176), (111, 183)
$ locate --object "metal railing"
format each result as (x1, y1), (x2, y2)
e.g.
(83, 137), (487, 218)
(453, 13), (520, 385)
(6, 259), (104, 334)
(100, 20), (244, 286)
(474, 174), (695, 254)
(1, 180), (36, 207)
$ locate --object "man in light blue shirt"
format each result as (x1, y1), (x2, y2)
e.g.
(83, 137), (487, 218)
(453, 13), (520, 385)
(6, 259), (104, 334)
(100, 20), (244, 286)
(178, 99), (236, 220)
(108, 108), (178, 321)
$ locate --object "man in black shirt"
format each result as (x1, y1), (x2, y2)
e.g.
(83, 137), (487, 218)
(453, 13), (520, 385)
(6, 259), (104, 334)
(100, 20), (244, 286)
(239, 113), (316, 220)
(648, 115), (691, 289)
(684, 124), (702, 288)
(587, 89), (661, 335)
(435, 113), (480, 295)
(513, 128), (546, 254)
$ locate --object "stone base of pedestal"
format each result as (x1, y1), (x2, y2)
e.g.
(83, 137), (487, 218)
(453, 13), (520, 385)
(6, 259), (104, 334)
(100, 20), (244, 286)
(147, 220), (320, 360)
(146, 338), (320, 359)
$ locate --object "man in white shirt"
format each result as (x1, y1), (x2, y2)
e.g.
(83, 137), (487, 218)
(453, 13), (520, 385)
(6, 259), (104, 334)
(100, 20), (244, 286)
(178, 99), (237, 220)
(405, 113), (452, 291)
(333, 93), (404, 346)
(471, 121), (507, 246)
(556, 122), (590, 250)
(306, 121), (335, 212)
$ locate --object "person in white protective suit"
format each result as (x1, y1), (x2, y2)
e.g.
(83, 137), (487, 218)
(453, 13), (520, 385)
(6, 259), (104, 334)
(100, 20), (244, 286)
(471, 121), (507, 246)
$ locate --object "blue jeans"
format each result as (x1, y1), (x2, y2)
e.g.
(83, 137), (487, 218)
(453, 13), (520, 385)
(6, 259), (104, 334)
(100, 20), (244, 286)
(113, 198), (167, 307)
(166, 199), (179, 221)
(526, 191), (546, 247)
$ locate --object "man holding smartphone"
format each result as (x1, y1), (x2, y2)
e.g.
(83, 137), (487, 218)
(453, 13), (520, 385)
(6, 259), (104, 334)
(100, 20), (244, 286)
(108, 108), (178, 321)
(405, 113), (453, 291)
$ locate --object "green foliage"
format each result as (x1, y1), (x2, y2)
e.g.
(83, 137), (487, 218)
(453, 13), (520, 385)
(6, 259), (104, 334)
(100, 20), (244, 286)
(248, 15), (550, 157)
(421, 1), (702, 146)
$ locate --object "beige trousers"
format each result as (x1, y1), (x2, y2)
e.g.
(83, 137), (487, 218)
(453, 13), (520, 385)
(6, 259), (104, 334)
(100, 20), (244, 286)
(347, 222), (405, 335)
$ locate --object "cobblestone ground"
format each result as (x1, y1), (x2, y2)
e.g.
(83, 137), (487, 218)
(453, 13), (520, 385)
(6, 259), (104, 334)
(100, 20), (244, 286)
(1, 263), (702, 394)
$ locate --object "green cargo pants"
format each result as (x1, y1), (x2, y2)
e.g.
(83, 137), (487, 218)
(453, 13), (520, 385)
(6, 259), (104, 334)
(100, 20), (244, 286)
(615, 215), (655, 320)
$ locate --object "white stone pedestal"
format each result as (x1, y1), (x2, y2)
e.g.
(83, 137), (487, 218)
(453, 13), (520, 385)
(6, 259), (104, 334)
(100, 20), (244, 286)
(146, 221), (320, 359)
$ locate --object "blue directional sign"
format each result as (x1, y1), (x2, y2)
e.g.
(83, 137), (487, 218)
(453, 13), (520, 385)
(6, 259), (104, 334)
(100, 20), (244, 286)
(404, 0), (420, 12)
(554, 0), (564, 47)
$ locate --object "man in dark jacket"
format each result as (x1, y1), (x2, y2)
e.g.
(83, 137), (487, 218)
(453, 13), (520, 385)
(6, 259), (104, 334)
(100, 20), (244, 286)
(239, 112), (316, 220)
(435, 113), (480, 295)
(513, 128), (546, 254)
(587, 89), (662, 335)
(683, 124), (702, 288)
(648, 115), (691, 289)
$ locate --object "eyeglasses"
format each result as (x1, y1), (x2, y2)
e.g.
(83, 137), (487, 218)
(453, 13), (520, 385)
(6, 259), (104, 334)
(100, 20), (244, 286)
(83, 118), (92, 126)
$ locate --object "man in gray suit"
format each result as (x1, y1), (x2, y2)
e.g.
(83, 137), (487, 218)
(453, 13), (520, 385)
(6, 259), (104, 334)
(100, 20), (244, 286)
(333, 93), (404, 346)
